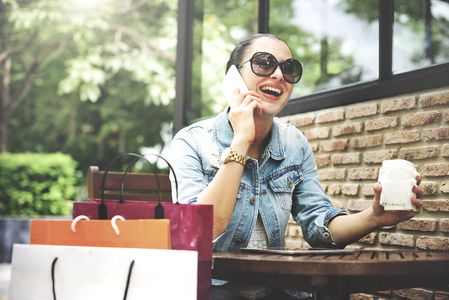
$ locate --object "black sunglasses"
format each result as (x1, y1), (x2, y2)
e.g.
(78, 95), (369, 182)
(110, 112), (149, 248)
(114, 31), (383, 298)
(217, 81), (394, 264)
(238, 52), (303, 84)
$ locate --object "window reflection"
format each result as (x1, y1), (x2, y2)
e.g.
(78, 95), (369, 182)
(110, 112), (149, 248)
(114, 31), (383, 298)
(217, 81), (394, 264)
(274, 0), (379, 98)
(189, 1), (256, 122)
(393, 0), (449, 74)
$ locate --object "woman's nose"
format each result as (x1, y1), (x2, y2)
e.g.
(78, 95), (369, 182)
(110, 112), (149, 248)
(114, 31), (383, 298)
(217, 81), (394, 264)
(270, 65), (284, 81)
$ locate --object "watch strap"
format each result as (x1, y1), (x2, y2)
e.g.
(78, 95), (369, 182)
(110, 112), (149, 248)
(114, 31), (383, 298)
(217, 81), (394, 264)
(224, 148), (247, 165)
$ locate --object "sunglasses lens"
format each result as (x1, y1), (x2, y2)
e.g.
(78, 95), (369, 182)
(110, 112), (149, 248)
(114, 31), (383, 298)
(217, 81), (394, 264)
(251, 53), (277, 76)
(281, 59), (302, 83)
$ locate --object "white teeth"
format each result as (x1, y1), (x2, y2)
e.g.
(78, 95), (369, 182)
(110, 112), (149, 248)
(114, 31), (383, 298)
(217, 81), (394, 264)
(261, 86), (282, 95)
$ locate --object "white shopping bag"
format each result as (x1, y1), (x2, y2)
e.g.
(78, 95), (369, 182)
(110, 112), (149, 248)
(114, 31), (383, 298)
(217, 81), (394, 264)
(9, 244), (197, 300)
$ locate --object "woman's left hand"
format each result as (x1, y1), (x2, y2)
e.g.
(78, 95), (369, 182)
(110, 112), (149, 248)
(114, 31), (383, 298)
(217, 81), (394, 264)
(372, 175), (424, 227)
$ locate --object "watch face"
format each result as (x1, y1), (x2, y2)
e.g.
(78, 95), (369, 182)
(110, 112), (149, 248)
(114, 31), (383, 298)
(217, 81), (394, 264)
(221, 148), (231, 162)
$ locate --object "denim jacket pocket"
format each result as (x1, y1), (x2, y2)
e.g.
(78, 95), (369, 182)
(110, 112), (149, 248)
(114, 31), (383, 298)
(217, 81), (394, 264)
(268, 173), (298, 211)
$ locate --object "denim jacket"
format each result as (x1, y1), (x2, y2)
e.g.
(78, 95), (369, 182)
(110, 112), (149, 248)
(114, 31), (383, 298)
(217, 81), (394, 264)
(169, 108), (347, 253)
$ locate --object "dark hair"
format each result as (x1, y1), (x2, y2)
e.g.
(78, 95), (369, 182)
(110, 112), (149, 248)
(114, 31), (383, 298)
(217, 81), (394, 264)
(225, 34), (290, 73)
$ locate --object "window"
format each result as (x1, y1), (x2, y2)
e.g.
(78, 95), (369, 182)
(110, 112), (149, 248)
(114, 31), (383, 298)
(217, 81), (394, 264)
(174, 0), (449, 132)
(393, 0), (449, 73)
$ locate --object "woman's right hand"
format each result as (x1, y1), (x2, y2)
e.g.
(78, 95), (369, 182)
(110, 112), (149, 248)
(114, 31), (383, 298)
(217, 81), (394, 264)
(227, 89), (263, 148)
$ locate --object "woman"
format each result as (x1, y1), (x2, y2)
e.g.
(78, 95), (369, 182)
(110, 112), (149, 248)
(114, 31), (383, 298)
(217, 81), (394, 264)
(169, 34), (424, 300)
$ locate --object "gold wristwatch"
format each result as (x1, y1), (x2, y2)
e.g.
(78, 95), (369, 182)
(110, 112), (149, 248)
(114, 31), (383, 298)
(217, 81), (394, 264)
(221, 147), (247, 166)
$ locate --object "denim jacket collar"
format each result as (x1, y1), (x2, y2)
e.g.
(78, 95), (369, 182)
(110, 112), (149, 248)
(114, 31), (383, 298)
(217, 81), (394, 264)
(214, 107), (285, 161)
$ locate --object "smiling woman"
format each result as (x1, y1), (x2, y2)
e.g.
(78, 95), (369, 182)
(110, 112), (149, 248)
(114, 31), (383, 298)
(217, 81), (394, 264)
(169, 33), (424, 300)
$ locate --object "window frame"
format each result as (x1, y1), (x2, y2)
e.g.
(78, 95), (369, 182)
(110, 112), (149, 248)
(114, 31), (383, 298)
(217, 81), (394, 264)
(174, 0), (449, 132)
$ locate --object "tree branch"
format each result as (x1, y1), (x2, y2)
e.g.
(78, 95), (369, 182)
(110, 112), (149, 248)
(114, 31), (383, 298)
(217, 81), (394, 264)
(0, 29), (39, 63)
(108, 24), (176, 62)
(8, 32), (74, 114)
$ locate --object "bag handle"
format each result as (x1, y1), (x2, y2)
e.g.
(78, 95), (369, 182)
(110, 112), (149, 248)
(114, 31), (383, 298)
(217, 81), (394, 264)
(119, 153), (179, 205)
(51, 257), (135, 300)
(70, 215), (126, 235)
(99, 153), (161, 219)
(118, 154), (168, 219)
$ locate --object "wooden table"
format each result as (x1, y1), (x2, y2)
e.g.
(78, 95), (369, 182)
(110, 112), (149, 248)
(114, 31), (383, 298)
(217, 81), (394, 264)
(212, 249), (449, 299)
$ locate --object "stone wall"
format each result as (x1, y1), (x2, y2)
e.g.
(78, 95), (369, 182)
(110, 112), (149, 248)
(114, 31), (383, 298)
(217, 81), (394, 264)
(279, 87), (449, 299)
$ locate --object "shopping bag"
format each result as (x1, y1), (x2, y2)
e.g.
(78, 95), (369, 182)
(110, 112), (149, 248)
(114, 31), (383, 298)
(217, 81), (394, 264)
(30, 215), (171, 249)
(72, 153), (213, 300)
(9, 243), (197, 300)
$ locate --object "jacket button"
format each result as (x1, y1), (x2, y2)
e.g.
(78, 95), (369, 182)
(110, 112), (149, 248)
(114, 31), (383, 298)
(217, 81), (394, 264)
(323, 232), (330, 240)
(287, 178), (292, 188)
(250, 197), (256, 205)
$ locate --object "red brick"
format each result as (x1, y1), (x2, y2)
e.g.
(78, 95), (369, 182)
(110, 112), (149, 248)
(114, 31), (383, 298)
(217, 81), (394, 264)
(288, 224), (302, 238)
(362, 184), (375, 196)
(442, 181), (449, 194)
(365, 117), (398, 131)
(331, 153), (361, 165)
(348, 168), (379, 180)
(333, 122), (363, 136)
(317, 169), (346, 181)
(440, 219), (449, 233)
(330, 198), (344, 209)
(342, 184), (359, 196)
(401, 110), (440, 127)
(423, 127), (449, 141)
(346, 103), (378, 119)
(317, 110), (344, 123)
(394, 288), (434, 300)
(422, 163), (449, 177)
(436, 290), (449, 300)
(399, 219), (437, 232)
(364, 150), (397, 164)
(399, 146), (438, 160)
(420, 182), (438, 196)
(419, 90), (449, 107)
(285, 238), (310, 249)
(377, 290), (393, 297)
(416, 236), (449, 251)
(315, 155), (330, 168)
(442, 144), (449, 157)
(350, 135), (382, 149)
(422, 200), (449, 212)
(349, 293), (374, 300)
(379, 232), (414, 247)
(290, 115), (315, 127)
(359, 233), (376, 244)
(328, 184), (342, 195)
(444, 109), (449, 123)
(305, 127), (330, 140)
(320, 139), (348, 152)
(384, 130), (421, 144)
(381, 96), (417, 113)
(347, 199), (373, 211)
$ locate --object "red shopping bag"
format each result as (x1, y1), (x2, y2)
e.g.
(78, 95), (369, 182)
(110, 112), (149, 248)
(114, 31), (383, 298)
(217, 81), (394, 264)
(73, 153), (213, 300)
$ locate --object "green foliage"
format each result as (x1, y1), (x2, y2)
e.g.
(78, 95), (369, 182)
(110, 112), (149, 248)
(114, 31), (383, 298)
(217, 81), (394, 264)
(0, 153), (78, 216)
(3, 0), (177, 176)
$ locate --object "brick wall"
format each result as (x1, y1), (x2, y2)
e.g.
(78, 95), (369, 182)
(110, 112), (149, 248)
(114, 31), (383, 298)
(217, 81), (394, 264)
(279, 87), (449, 299)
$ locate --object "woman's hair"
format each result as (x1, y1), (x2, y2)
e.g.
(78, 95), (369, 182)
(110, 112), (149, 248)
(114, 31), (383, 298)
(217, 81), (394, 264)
(225, 33), (290, 73)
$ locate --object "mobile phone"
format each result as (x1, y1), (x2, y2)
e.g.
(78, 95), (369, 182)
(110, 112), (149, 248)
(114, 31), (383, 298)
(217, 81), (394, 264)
(221, 65), (249, 106)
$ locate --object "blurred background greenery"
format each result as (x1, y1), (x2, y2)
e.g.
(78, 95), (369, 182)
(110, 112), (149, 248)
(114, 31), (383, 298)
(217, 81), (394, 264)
(1, 0), (448, 215)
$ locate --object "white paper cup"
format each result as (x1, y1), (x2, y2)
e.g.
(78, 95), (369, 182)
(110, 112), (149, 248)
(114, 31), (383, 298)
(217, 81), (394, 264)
(378, 159), (419, 211)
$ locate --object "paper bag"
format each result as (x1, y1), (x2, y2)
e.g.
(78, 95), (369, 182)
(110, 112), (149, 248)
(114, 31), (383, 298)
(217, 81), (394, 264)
(9, 244), (197, 300)
(30, 216), (171, 249)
